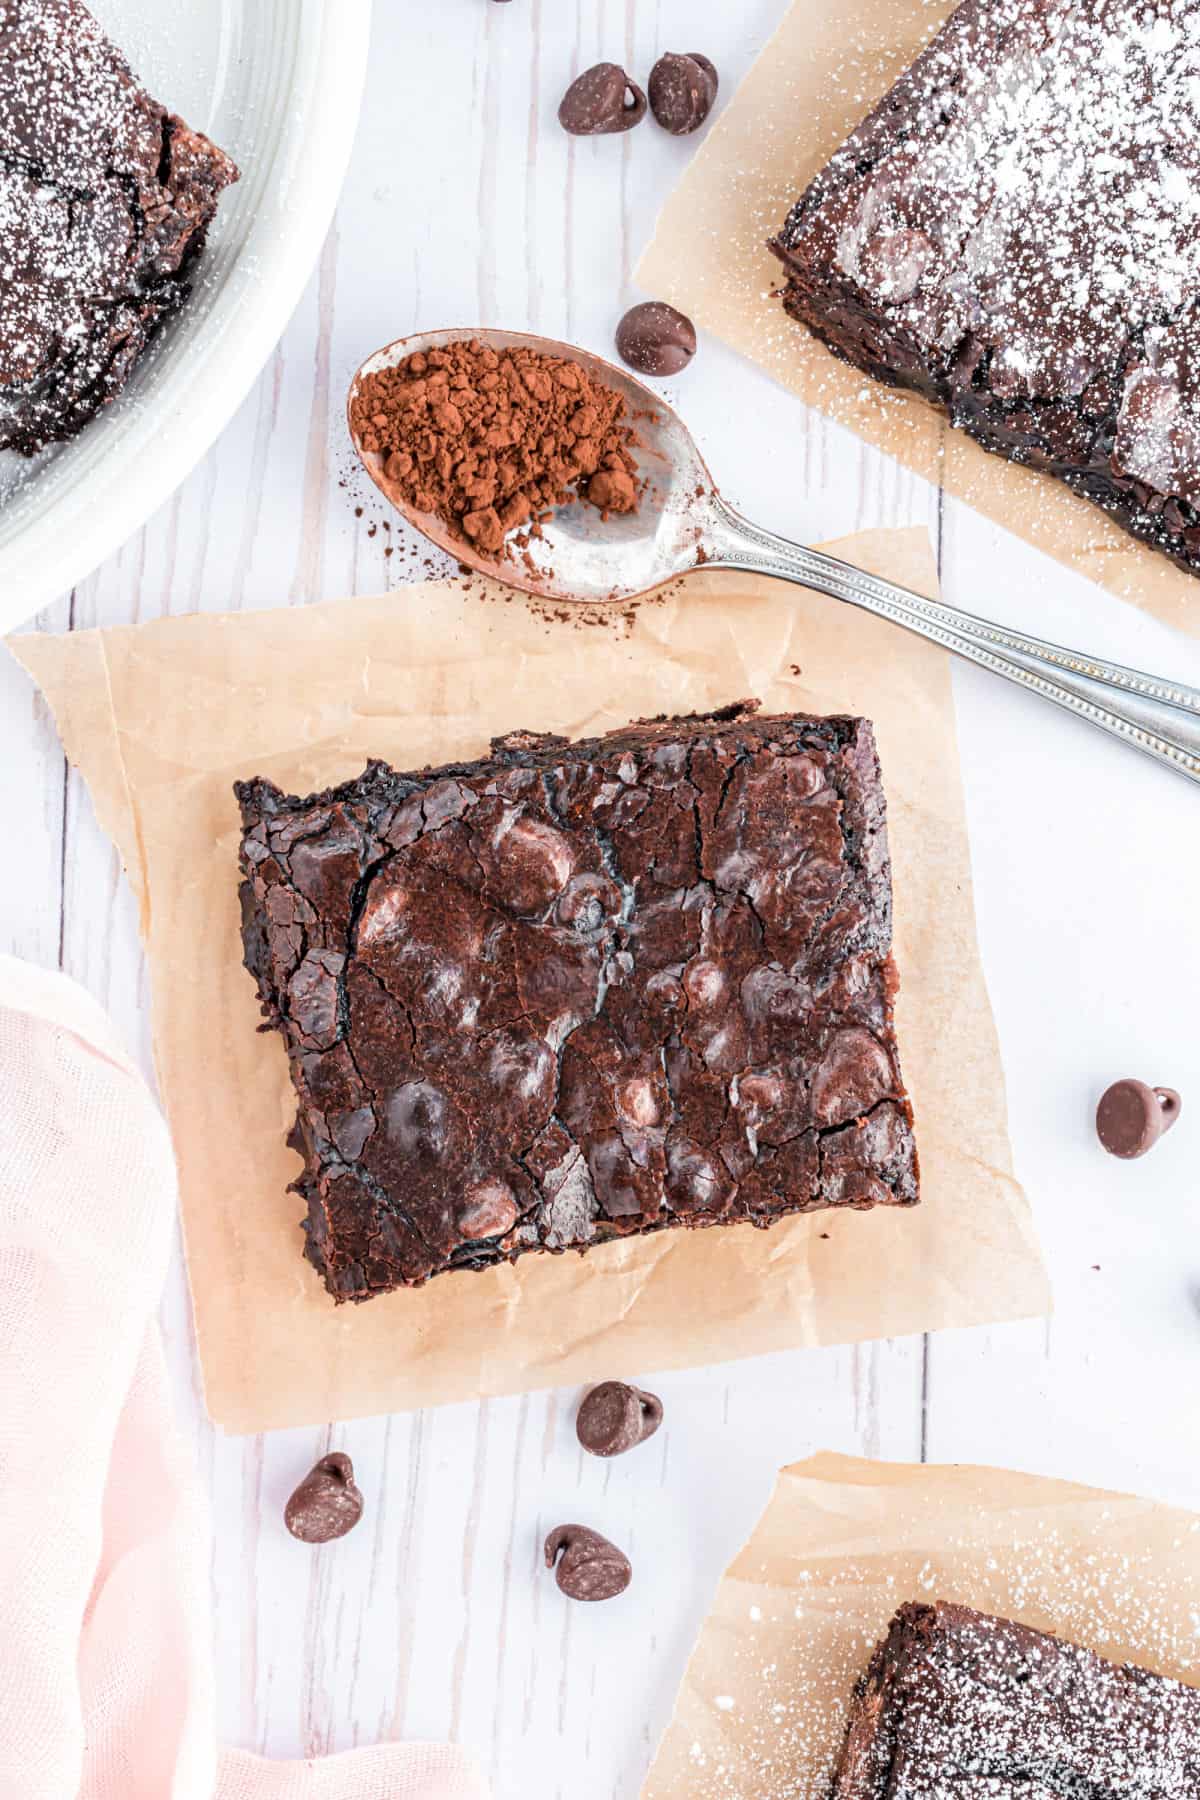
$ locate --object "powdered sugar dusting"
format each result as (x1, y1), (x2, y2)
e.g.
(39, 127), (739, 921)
(837, 1601), (1200, 1796)
(0, 0), (236, 454)
(821, 0), (1200, 405)
(773, 0), (1200, 566)
(647, 1489), (1200, 1800)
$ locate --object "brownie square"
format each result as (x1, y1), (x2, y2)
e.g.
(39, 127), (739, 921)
(236, 702), (918, 1302)
(769, 0), (1200, 578)
(0, 0), (239, 454)
(833, 1602), (1200, 1798)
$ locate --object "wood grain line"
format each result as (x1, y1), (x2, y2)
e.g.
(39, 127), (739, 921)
(301, 1422), (336, 1757)
(477, 4), (500, 325)
(490, 1393), (531, 1773)
(232, 344), (286, 610)
(290, 225), (340, 607)
(449, 1400), (491, 1744)
(386, 1410), (430, 1743)
(525, 0), (544, 329)
(53, 591), (75, 970)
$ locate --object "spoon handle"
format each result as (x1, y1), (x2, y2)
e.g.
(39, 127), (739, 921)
(705, 500), (1200, 787)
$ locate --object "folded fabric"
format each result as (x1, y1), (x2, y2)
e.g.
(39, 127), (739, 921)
(0, 954), (488, 1800)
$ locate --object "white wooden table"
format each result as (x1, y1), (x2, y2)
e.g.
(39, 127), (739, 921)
(5, 4), (1200, 1795)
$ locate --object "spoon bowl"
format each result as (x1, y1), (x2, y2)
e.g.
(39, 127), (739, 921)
(348, 327), (721, 605)
(348, 327), (1200, 787)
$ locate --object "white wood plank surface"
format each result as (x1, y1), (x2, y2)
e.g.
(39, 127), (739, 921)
(3, 3), (1200, 1795)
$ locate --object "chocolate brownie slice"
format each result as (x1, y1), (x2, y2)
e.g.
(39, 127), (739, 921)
(833, 1602), (1200, 1798)
(770, 0), (1200, 579)
(235, 702), (918, 1302)
(0, 0), (239, 455)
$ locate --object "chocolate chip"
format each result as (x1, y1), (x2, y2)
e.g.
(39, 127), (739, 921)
(1096, 1080), (1181, 1159)
(615, 302), (697, 377)
(558, 64), (647, 135)
(648, 52), (718, 135)
(576, 1380), (664, 1457)
(284, 1453), (364, 1543)
(457, 1179), (519, 1241)
(544, 1524), (632, 1601)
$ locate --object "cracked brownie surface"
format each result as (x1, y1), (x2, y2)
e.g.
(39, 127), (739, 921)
(235, 702), (918, 1303)
(770, 0), (1200, 578)
(833, 1602), (1200, 1798)
(0, 0), (238, 455)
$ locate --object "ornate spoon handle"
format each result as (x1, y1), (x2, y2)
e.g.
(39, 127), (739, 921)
(705, 500), (1200, 786)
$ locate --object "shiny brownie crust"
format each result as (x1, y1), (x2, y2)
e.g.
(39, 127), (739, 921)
(235, 702), (918, 1303)
(833, 1602), (1200, 1797)
(770, 0), (1200, 579)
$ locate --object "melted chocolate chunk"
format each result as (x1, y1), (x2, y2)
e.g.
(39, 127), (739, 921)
(235, 704), (918, 1303)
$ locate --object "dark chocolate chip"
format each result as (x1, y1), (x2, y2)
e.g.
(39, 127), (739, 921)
(1096, 1079), (1181, 1160)
(615, 302), (697, 377)
(544, 1524), (632, 1601)
(457, 1178), (519, 1241)
(576, 1379), (664, 1457)
(284, 1452), (364, 1543)
(648, 52), (719, 135)
(558, 63), (647, 135)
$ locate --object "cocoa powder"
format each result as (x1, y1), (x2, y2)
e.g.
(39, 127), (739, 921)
(350, 338), (641, 559)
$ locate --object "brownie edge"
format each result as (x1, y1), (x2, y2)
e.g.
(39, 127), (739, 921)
(235, 702), (918, 1302)
(831, 1601), (1200, 1798)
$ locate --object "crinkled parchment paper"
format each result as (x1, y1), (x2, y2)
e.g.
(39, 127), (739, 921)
(644, 1451), (1200, 1798)
(11, 529), (1048, 1432)
(637, 0), (1200, 638)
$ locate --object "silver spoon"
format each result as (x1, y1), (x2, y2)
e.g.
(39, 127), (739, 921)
(349, 328), (1200, 787)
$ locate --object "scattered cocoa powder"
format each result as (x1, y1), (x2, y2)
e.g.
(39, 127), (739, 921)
(349, 338), (641, 559)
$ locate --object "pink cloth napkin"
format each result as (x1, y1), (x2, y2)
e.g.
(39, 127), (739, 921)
(0, 955), (489, 1800)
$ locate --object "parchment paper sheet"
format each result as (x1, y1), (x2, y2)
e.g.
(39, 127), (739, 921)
(11, 529), (1048, 1433)
(637, 0), (1200, 640)
(644, 1452), (1200, 1799)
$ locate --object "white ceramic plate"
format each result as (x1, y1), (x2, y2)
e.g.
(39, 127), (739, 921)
(0, 0), (371, 632)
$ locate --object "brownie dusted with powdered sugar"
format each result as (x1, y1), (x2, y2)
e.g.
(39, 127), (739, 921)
(833, 1602), (1200, 1797)
(771, 0), (1200, 578)
(0, 0), (238, 454)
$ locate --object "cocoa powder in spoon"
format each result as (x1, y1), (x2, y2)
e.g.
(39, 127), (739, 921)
(350, 338), (641, 558)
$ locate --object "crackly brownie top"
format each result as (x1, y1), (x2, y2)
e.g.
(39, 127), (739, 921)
(843, 1602), (1200, 1798)
(777, 0), (1200, 508)
(0, 0), (236, 406)
(237, 706), (915, 1295)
